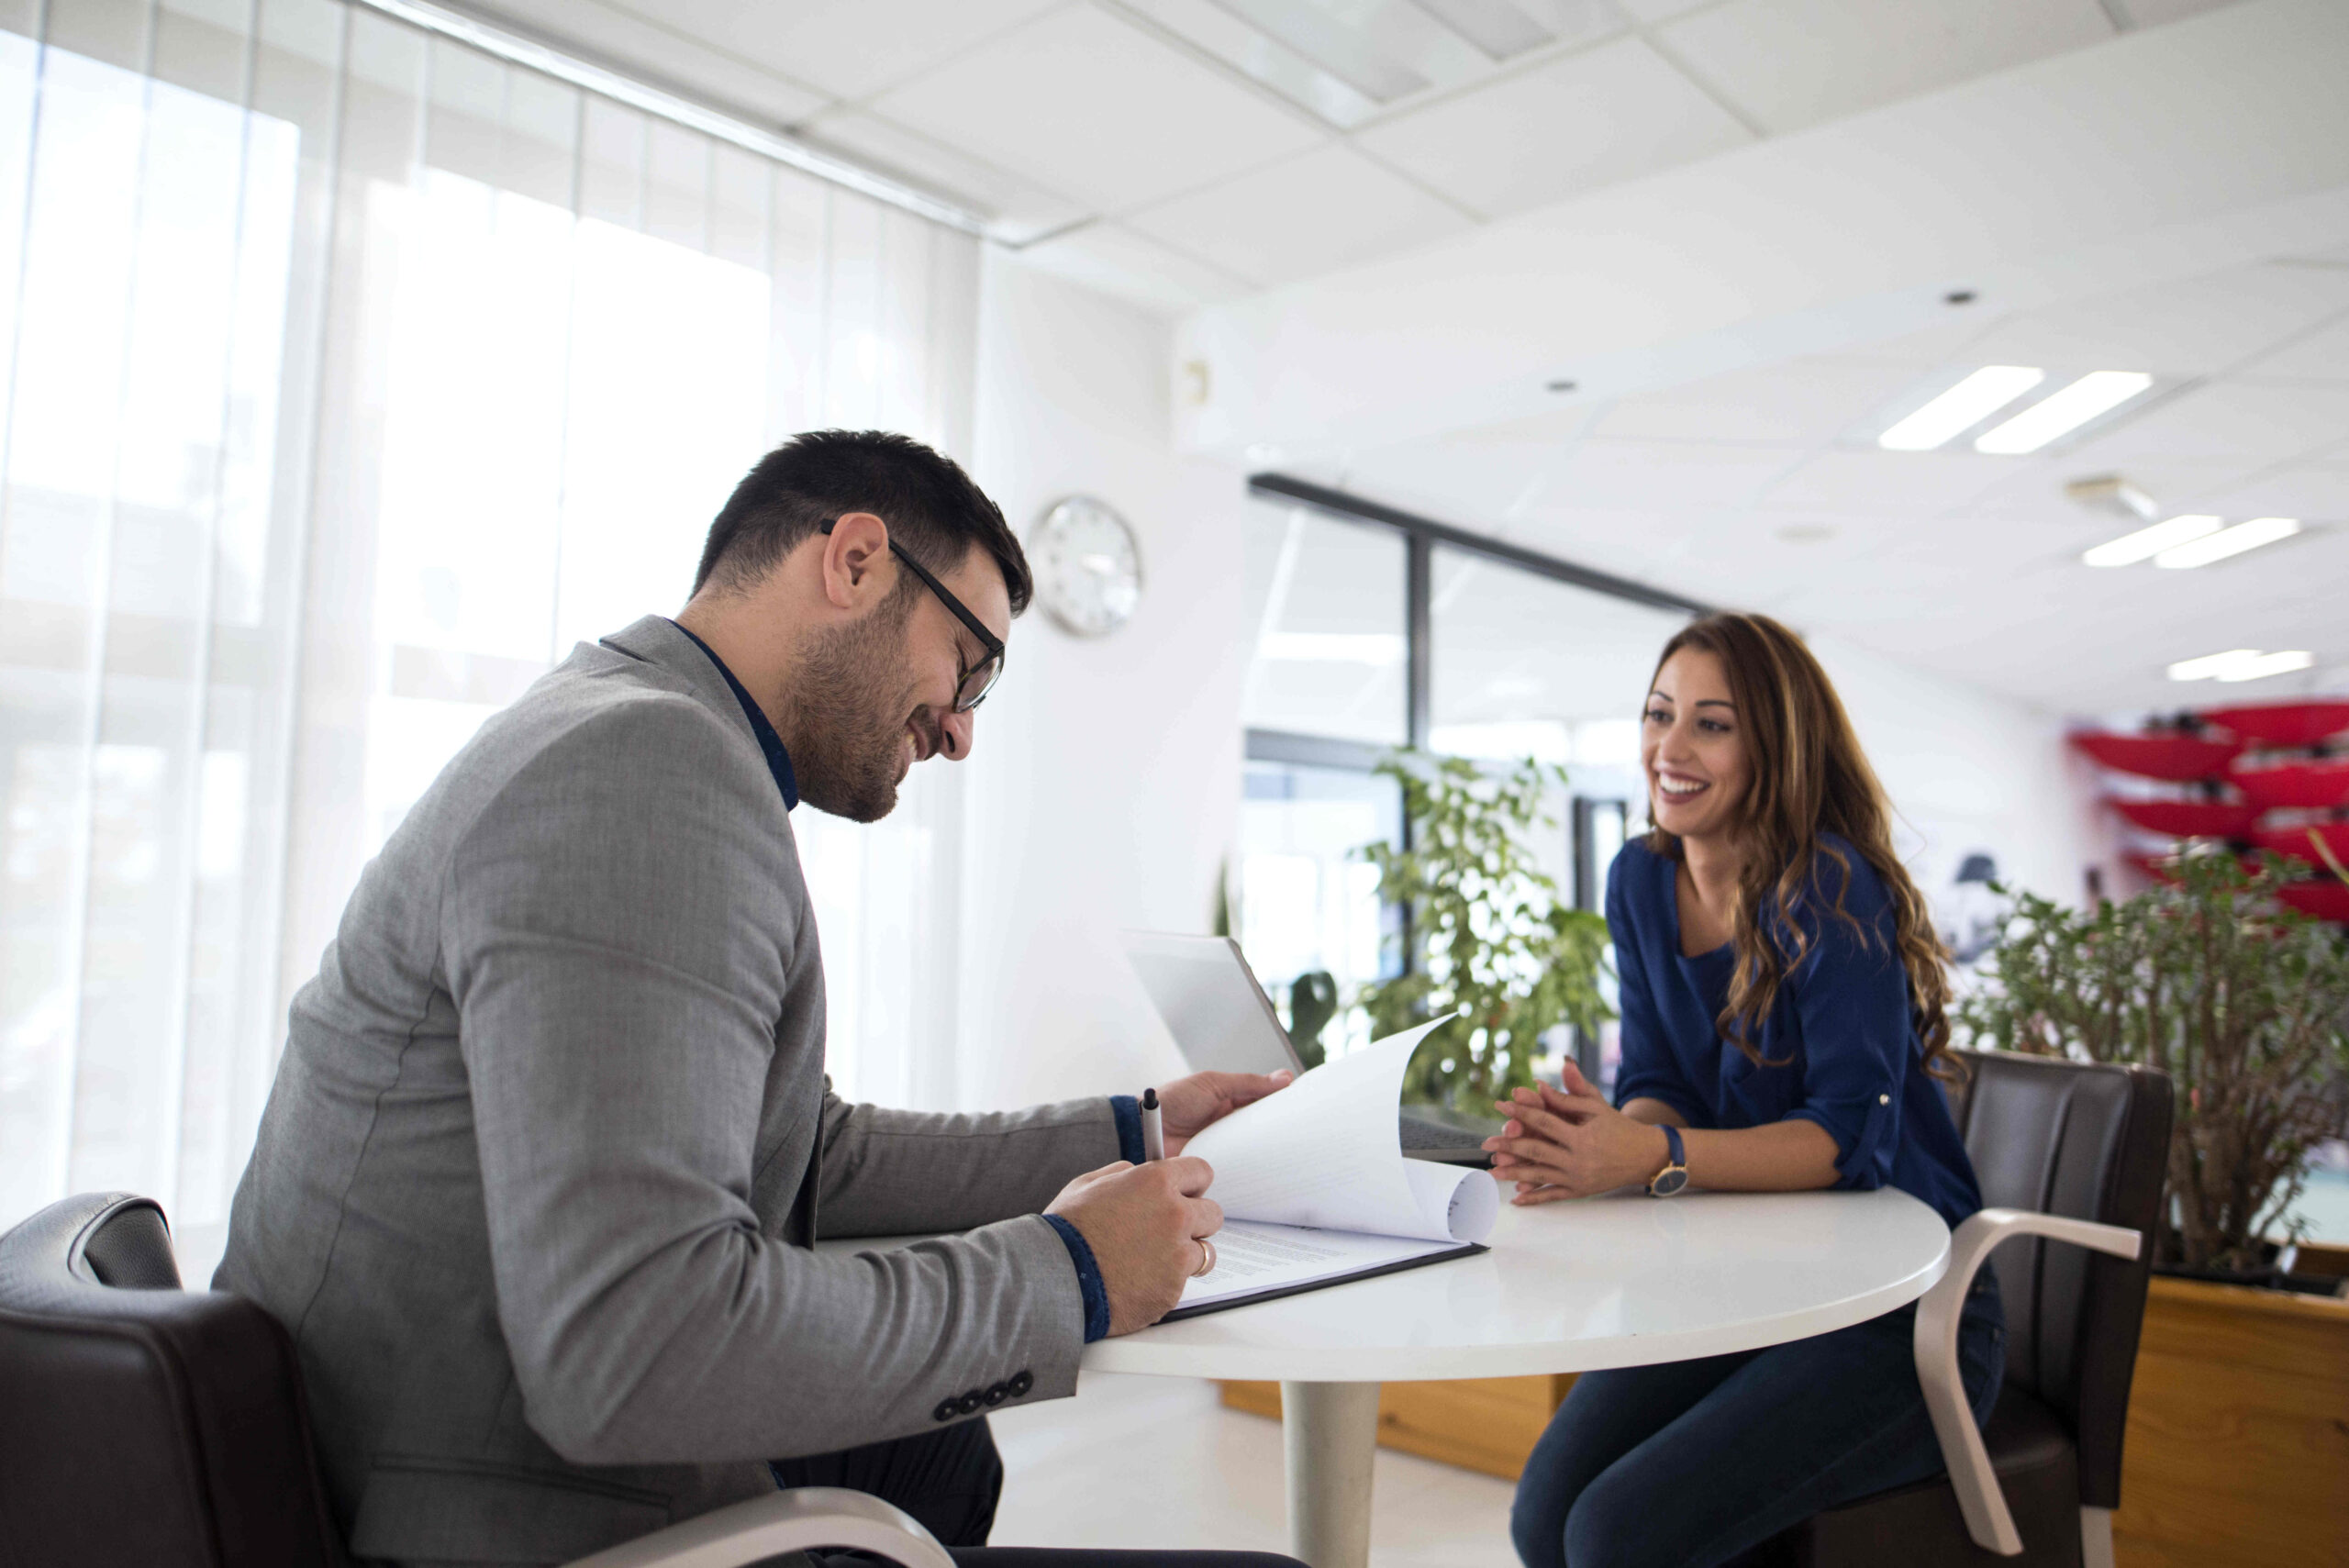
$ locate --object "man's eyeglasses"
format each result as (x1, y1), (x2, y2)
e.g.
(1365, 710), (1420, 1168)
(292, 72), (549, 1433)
(820, 519), (1006, 712)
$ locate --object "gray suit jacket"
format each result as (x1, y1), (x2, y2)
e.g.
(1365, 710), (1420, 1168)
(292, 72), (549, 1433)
(217, 616), (1119, 1567)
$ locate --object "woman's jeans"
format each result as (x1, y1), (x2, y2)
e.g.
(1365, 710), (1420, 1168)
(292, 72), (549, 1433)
(1509, 1274), (2005, 1568)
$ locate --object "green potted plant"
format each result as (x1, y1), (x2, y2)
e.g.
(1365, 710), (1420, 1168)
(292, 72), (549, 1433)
(1353, 752), (1614, 1116)
(1955, 851), (2349, 1282)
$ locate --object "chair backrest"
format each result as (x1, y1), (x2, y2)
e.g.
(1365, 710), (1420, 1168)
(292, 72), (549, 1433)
(0, 1192), (347, 1568)
(1945, 1050), (2172, 1511)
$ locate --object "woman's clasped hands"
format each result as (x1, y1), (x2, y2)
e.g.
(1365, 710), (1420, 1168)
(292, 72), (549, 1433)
(1483, 1061), (1675, 1205)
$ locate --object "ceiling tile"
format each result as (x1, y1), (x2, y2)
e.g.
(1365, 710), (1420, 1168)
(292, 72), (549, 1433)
(596, 0), (1063, 103)
(1957, 264), (2349, 379)
(1013, 220), (1255, 315)
(2205, 467), (2349, 521)
(1531, 438), (1798, 509)
(1610, 0), (1718, 21)
(1351, 36), (1751, 219)
(2112, 0), (2247, 27)
(1591, 359), (1926, 445)
(800, 108), (1087, 244)
(869, 6), (1324, 213)
(1658, 0), (2114, 136)
(2063, 381), (2349, 470)
(1125, 144), (1472, 288)
(1759, 447), (2014, 514)
(2239, 306), (2349, 384)
(465, 0), (833, 124)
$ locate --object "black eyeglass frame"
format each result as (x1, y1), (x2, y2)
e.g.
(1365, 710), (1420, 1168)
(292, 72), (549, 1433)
(819, 518), (1007, 712)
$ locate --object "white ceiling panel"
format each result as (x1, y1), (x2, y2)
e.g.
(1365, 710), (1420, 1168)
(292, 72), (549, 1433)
(1759, 447), (2014, 514)
(1959, 457), (2255, 523)
(1125, 144), (1472, 287)
(1610, 0), (1718, 21)
(802, 108), (1088, 243)
(1657, 0), (2114, 136)
(1955, 263), (2349, 379)
(2240, 306), (2349, 384)
(2206, 466), (2349, 521)
(2112, 0), (2247, 27)
(1352, 36), (1751, 219)
(1539, 438), (1798, 509)
(464, 0), (832, 124)
(869, 6), (1324, 213)
(2064, 381), (2349, 470)
(596, 0), (1063, 103)
(1591, 358), (1926, 445)
(1014, 219), (1255, 314)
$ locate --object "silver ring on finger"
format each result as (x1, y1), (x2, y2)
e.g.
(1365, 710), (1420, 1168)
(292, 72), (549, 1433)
(1192, 1238), (1217, 1277)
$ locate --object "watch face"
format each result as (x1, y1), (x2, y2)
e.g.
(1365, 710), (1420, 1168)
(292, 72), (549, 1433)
(1652, 1168), (1689, 1196)
(1031, 495), (1141, 639)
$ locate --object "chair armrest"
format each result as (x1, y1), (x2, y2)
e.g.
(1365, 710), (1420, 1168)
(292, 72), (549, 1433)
(1915, 1207), (2142, 1557)
(561, 1485), (955, 1568)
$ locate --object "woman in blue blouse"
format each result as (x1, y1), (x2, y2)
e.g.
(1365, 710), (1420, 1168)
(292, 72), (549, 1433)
(1490, 611), (2004, 1568)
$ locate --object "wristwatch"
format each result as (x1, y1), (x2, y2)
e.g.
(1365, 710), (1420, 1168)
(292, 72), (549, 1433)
(1647, 1125), (1689, 1197)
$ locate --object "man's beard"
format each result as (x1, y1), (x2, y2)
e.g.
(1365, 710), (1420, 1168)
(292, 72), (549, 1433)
(785, 591), (929, 823)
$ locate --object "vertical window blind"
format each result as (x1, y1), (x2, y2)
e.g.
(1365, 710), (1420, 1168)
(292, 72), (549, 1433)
(0, 0), (980, 1269)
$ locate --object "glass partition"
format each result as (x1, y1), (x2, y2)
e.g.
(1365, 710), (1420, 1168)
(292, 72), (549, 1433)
(1241, 497), (1407, 746)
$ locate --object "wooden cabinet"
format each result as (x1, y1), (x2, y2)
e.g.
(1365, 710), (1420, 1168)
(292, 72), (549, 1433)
(1221, 1374), (1574, 1482)
(2110, 1274), (2349, 1567)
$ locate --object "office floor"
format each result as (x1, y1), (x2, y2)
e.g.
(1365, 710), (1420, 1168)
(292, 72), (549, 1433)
(989, 1372), (1521, 1566)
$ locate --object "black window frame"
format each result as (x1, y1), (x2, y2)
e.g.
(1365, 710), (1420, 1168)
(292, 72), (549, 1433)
(1241, 473), (1713, 1080)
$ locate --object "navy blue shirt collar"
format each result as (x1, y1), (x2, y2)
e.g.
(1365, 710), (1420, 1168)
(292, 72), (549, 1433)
(669, 620), (798, 812)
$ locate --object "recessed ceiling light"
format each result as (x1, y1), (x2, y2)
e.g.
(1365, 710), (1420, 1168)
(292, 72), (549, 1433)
(2166, 648), (2315, 683)
(2082, 514), (2221, 567)
(1878, 366), (2043, 451)
(2153, 516), (2301, 569)
(1974, 371), (2153, 454)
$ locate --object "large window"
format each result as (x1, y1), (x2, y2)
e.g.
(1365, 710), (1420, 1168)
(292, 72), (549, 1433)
(1236, 479), (1705, 1083)
(0, 0), (977, 1264)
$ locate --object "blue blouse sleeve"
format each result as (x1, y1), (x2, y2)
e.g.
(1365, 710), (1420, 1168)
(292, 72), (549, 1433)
(1777, 851), (1910, 1190)
(1605, 851), (1709, 1128)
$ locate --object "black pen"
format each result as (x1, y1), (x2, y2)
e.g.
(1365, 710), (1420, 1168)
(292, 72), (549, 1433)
(1141, 1086), (1164, 1162)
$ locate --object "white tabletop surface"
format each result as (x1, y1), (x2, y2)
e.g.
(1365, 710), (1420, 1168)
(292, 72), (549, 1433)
(1080, 1187), (1951, 1384)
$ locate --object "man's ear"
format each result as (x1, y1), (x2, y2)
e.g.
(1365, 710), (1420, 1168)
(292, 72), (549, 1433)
(818, 512), (892, 610)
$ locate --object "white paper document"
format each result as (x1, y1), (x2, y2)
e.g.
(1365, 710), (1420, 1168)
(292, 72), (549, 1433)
(1170, 1018), (1498, 1317)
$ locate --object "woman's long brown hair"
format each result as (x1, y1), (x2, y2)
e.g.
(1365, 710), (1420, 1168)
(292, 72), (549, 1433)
(1644, 612), (1957, 1081)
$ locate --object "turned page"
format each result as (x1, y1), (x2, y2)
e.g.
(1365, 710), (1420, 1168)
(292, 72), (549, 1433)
(1172, 1018), (1497, 1315)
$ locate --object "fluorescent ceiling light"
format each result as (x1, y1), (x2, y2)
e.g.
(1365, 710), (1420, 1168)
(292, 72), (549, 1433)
(2153, 516), (2301, 569)
(1974, 371), (2153, 454)
(1261, 632), (1405, 665)
(2218, 651), (2315, 682)
(1413, 0), (1553, 60)
(2166, 649), (2315, 683)
(1878, 366), (2043, 451)
(2082, 514), (2221, 567)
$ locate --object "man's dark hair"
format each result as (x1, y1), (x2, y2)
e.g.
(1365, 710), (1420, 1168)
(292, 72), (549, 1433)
(694, 429), (1032, 614)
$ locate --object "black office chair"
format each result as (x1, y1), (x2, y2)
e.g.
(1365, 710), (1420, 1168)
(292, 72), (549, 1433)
(1765, 1048), (2173, 1568)
(0, 1191), (953, 1568)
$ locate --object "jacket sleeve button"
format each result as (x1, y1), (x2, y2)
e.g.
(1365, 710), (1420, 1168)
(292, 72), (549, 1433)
(958, 1391), (985, 1415)
(1008, 1370), (1033, 1397)
(984, 1383), (1008, 1406)
(933, 1399), (958, 1423)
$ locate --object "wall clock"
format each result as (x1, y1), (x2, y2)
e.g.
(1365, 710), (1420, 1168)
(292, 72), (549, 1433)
(1030, 495), (1141, 639)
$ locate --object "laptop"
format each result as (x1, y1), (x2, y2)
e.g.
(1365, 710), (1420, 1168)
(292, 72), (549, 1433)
(1122, 931), (1495, 1166)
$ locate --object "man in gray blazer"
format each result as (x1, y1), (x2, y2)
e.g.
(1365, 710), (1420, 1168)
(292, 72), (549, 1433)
(218, 431), (1298, 1568)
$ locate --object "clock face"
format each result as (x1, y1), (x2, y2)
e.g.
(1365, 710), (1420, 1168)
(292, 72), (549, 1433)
(1031, 495), (1141, 639)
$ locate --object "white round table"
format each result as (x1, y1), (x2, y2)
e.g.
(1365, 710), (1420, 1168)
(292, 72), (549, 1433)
(1084, 1187), (1950, 1568)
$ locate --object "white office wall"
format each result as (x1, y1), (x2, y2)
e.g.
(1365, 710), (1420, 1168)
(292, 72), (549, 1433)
(954, 254), (1249, 1111)
(1810, 632), (2120, 923)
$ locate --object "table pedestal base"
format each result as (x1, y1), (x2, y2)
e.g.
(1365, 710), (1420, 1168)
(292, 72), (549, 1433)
(1279, 1381), (1380, 1568)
